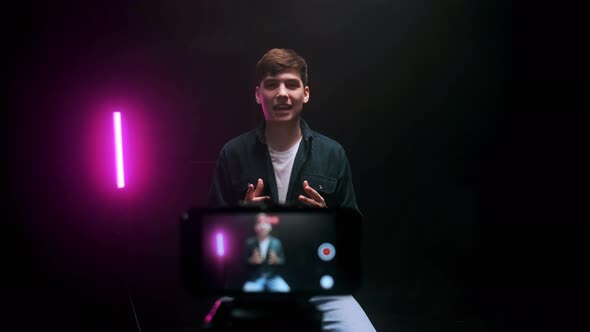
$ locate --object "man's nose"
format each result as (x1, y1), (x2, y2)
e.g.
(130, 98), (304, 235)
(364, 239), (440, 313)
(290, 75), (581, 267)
(276, 84), (288, 99)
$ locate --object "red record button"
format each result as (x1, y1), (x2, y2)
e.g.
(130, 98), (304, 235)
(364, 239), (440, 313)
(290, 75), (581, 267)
(318, 243), (336, 261)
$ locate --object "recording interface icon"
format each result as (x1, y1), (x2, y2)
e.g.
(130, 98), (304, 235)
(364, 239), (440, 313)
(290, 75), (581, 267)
(320, 275), (334, 290)
(318, 243), (336, 261)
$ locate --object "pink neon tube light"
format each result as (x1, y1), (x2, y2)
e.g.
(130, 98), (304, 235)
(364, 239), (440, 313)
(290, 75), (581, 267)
(113, 112), (125, 188)
(216, 233), (225, 257)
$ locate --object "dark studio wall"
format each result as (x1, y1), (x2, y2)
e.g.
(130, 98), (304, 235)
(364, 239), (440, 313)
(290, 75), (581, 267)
(6, 1), (517, 331)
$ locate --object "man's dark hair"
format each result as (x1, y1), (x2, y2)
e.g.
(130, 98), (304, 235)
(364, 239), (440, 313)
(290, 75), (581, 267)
(256, 48), (308, 86)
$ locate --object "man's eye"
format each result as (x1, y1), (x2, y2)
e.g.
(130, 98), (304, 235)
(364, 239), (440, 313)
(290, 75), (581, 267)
(265, 83), (277, 89)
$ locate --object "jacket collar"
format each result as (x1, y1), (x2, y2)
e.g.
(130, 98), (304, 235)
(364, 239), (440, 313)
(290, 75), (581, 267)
(254, 118), (313, 145)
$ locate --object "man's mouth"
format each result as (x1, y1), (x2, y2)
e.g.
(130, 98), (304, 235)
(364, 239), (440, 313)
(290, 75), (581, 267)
(273, 104), (292, 111)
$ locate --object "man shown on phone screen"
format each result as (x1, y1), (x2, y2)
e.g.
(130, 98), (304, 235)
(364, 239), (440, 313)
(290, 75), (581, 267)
(243, 213), (290, 292)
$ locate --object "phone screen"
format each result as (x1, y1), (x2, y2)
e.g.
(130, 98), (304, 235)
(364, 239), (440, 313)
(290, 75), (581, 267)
(181, 208), (361, 296)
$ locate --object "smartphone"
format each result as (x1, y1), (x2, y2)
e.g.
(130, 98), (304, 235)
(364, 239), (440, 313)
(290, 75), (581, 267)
(180, 207), (362, 298)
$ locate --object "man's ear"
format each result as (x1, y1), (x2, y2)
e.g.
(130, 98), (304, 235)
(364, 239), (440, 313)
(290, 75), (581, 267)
(255, 86), (261, 104)
(303, 85), (310, 103)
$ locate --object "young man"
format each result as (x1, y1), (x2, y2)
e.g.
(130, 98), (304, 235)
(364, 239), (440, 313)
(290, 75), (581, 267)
(208, 48), (375, 331)
(208, 48), (359, 211)
(243, 213), (289, 293)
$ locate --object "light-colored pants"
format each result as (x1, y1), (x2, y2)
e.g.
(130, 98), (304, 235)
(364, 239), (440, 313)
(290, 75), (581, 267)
(242, 275), (291, 292)
(309, 295), (376, 332)
(213, 294), (376, 331)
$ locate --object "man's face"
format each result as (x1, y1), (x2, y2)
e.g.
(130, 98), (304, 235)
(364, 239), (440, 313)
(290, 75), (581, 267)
(254, 219), (272, 238)
(255, 68), (310, 123)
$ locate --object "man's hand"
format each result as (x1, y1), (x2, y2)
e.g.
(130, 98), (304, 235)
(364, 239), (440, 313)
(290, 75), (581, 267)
(298, 180), (328, 208)
(268, 250), (280, 265)
(248, 248), (263, 265)
(243, 178), (271, 204)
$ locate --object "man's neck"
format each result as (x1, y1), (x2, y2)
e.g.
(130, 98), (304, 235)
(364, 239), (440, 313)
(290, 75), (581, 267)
(257, 235), (269, 242)
(265, 119), (302, 151)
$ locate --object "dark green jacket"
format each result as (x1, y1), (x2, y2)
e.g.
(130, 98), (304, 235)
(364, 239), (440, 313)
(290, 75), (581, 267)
(208, 119), (360, 213)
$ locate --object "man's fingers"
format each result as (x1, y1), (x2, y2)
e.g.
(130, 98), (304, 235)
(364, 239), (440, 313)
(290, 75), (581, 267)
(244, 183), (254, 200)
(300, 180), (328, 207)
(253, 178), (264, 196)
(304, 185), (323, 202)
(298, 195), (323, 207)
(251, 196), (270, 202)
(303, 180), (325, 203)
(244, 179), (268, 203)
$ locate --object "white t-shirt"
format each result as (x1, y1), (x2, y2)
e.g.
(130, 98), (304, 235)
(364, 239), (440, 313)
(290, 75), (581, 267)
(268, 138), (302, 204)
(258, 237), (270, 260)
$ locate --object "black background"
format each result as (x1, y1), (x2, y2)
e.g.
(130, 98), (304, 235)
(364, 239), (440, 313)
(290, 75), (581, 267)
(7, 1), (582, 331)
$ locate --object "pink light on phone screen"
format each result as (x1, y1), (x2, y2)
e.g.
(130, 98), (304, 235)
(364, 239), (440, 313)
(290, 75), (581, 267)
(216, 232), (225, 257)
